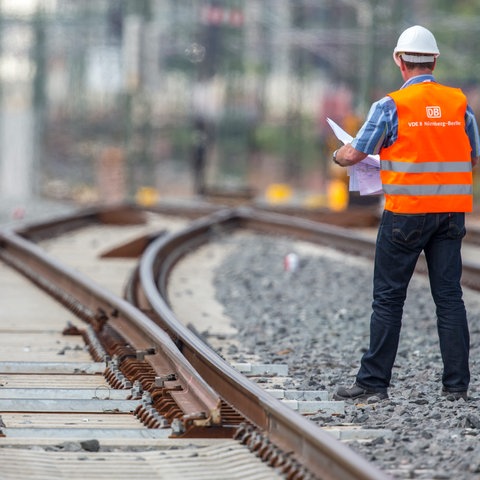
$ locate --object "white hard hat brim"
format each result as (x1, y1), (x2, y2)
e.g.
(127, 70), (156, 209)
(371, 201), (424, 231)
(393, 51), (439, 67)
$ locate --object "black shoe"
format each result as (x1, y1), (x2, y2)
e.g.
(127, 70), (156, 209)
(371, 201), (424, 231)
(441, 388), (468, 401)
(333, 383), (388, 402)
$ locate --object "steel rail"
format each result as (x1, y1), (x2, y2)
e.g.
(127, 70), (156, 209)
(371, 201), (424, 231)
(0, 226), (222, 426)
(13, 203), (148, 241)
(231, 207), (480, 291)
(4, 202), (478, 478)
(135, 207), (390, 480)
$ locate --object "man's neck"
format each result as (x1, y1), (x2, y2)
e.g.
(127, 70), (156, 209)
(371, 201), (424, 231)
(402, 68), (433, 82)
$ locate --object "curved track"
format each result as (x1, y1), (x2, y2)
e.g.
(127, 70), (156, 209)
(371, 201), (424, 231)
(0, 205), (286, 479)
(1, 203), (480, 479)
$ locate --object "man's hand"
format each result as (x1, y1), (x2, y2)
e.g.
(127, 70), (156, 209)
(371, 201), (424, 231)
(333, 144), (368, 167)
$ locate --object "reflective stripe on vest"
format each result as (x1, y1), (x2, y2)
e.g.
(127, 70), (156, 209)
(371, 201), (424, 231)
(380, 82), (473, 213)
(383, 184), (472, 195)
(381, 160), (472, 173)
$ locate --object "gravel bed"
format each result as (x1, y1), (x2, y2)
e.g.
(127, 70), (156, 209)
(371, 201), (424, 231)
(212, 233), (480, 480)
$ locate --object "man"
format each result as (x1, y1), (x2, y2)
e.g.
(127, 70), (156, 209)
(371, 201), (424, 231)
(191, 117), (209, 195)
(332, 25), (480, 402)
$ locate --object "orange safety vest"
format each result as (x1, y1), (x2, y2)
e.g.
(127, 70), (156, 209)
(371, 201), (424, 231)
(380, 82), (473, 213)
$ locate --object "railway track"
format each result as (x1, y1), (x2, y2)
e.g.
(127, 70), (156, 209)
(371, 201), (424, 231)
(1, 203), (480, 479)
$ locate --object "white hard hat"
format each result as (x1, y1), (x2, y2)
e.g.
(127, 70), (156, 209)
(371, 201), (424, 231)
(393, 25), (440, 66)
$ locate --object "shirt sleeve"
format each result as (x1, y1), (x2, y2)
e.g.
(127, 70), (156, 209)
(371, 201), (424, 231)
(351, 97), (397, 155)
(465, 105), (480, 158)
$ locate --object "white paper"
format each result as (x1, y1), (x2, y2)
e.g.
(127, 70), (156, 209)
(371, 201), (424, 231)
(326, 117), (353, 144)
(326, 117), (383, 195)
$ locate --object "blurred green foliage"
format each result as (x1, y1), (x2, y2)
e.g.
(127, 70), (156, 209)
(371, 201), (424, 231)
(3, 0), (480, 199)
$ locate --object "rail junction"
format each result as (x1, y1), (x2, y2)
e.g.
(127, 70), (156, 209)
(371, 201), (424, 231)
(1, 202), (480, 479)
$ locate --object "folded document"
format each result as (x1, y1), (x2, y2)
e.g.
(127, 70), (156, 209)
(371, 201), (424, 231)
(326, 118), (383, 195)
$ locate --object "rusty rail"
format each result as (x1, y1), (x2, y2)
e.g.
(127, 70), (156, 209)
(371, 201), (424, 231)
(0, 224), (223, 430)
(133, 206), (390, 480)
(4, 202), (478, 479)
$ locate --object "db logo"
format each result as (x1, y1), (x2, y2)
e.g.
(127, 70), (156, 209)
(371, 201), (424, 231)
(426, 106), (441, 118)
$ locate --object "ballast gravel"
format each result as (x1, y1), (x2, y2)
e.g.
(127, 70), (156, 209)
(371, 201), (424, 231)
(212, 233), (480, 480)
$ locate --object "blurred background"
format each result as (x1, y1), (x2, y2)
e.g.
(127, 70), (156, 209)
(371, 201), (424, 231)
(1, 0), (480, 215)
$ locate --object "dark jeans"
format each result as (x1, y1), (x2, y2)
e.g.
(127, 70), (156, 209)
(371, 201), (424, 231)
(356, 210), (470, 393)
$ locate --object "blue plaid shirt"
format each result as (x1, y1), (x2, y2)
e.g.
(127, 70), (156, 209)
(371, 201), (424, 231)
(351, 74), (480, 158)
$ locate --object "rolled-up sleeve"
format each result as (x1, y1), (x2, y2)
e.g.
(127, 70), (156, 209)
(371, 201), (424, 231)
(465, 105), (480, 158)
(351, 97), (397, 155)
